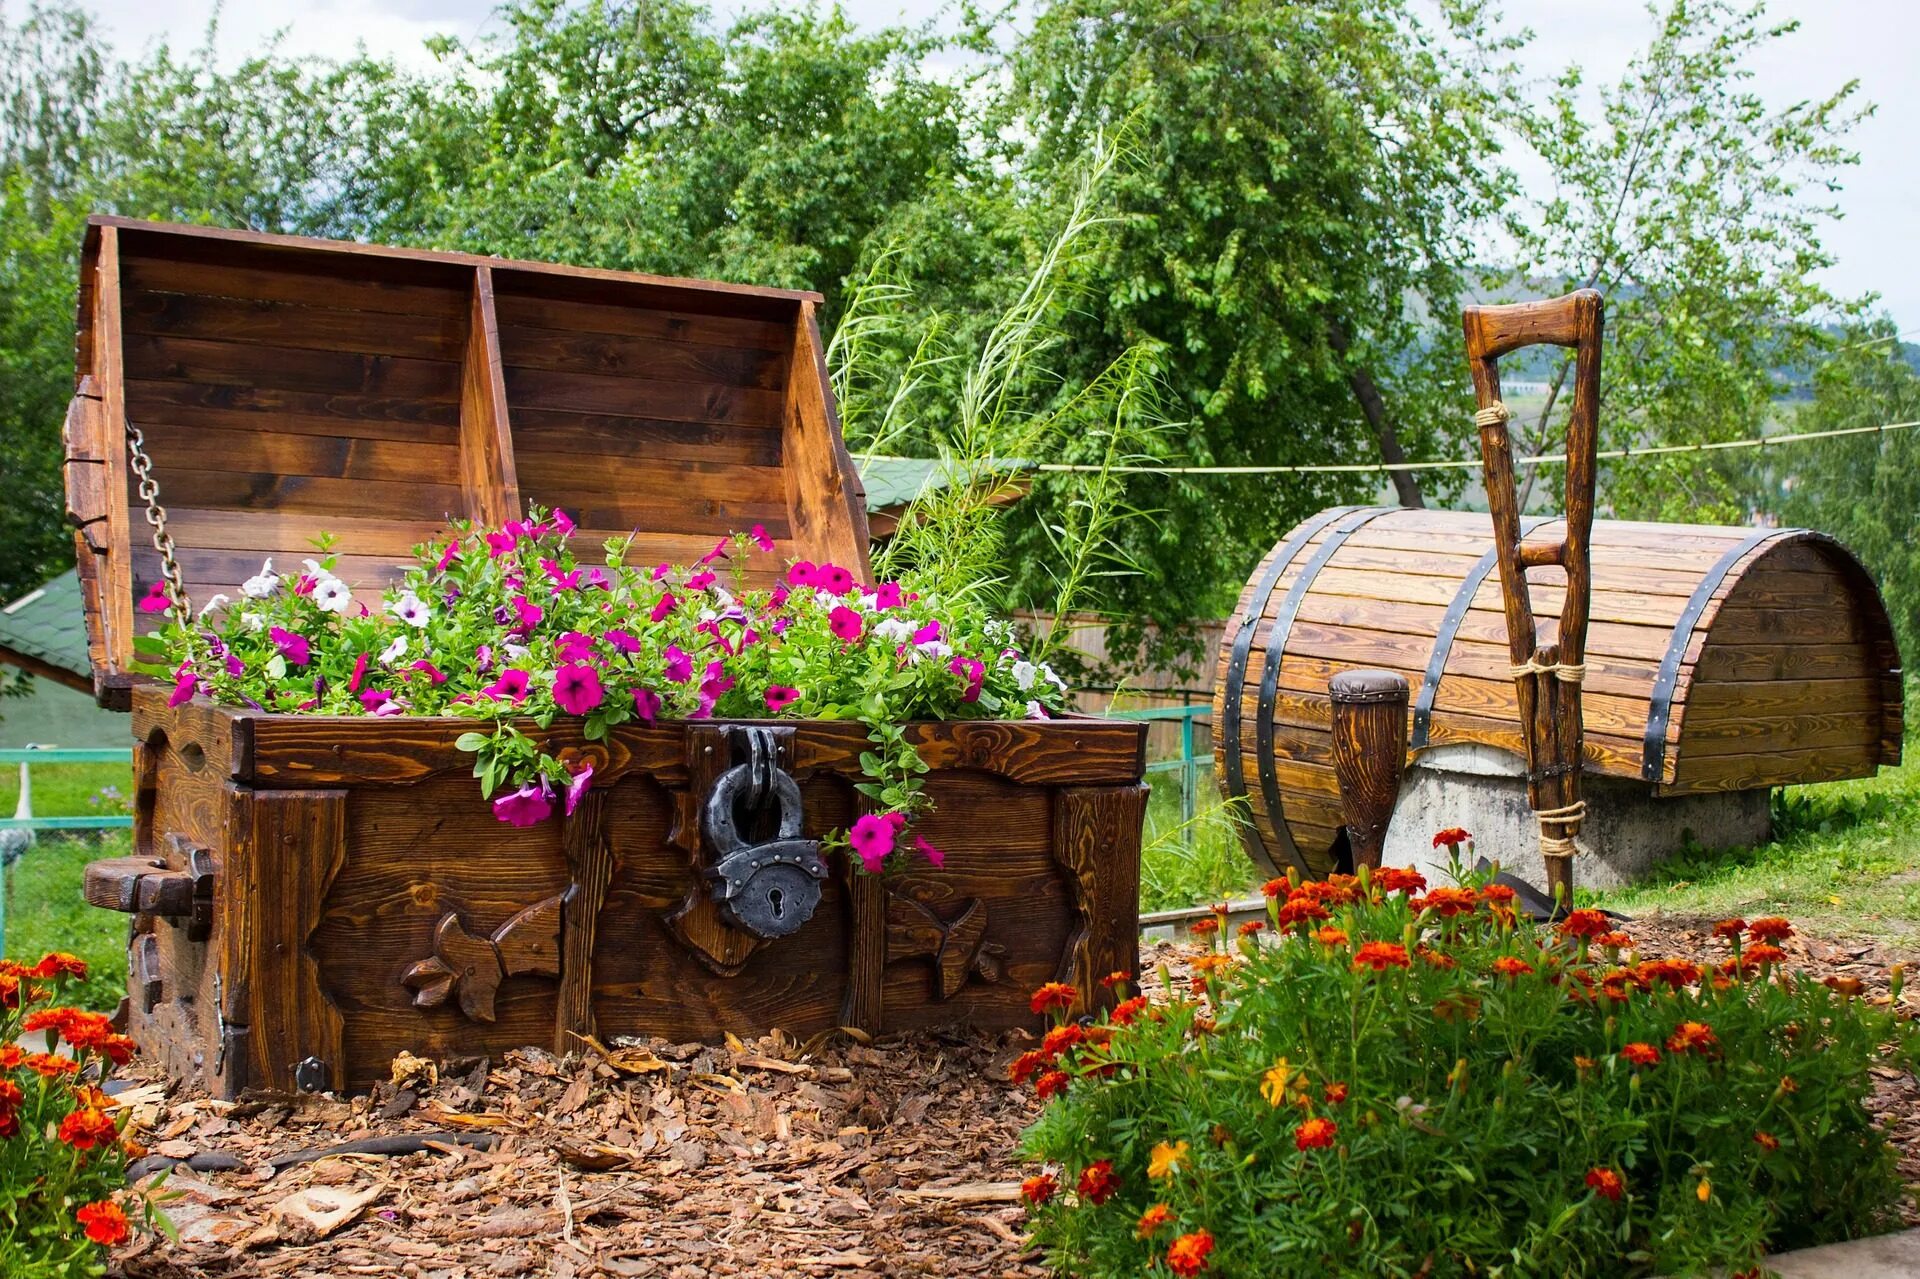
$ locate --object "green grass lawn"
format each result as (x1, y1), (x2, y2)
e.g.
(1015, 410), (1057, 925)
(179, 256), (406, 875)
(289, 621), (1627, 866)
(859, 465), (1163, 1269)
(3, 759), (133, 1009)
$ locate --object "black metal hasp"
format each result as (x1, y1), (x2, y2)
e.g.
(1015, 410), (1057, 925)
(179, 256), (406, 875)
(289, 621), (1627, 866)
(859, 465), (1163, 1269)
(702, 726), (828, 940)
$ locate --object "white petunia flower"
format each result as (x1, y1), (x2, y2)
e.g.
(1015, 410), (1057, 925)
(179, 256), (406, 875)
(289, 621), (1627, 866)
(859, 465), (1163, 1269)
(313, 578), (353, 614)
(379, 635), (408, 664)
(504, 642), (531, 662)
(873, 617), (914, 644)
(913, 640), (953, 663)
(197, 593), (229, 621)
(1025, 699), (1051, 720)
(1011, 659), (1038, 691)
(240, 559), (278, 598)
(1040, 663), (1067, 690)
(387, 592), (431, 628)
(814, 589), (840, 610)
(240, 611), (268, 633)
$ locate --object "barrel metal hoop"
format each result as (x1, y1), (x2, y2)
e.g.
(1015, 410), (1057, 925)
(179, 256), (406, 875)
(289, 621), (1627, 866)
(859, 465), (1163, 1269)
(1410, 515), (1556, 751)
(1218, 505), (1358, 873)
(1252, 506), (1398, 878)
(1640, 528), (1787, 782)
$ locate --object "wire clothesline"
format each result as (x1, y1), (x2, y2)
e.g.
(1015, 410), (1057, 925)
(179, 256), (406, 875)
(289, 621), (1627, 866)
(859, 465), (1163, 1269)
(1023, 417), (1920, 476)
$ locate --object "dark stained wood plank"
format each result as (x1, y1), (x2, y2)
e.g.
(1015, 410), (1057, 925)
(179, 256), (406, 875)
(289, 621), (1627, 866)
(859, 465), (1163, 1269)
(122, 287), (466, 361)
(127, 378), (461, 442)
(158, 507), (452, 558)
(503, 364), (784, 426)
(1050, 785), (1148, 1019)
(1664, 743), (1882, 794)
(497, 322), (786, 389)
(554, 789), (612, 1055)
(148, 467), (466, 522)
(138, 422), (461, 484)
(507, 406), (783, 467)
(125, 333), (461, 401)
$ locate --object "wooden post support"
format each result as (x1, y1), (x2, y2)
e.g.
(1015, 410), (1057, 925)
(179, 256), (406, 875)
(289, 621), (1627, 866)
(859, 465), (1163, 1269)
(1051, 785), (1149, 1019)
(553, 788), (611, 1056)
(1327, 670), (1409, 871)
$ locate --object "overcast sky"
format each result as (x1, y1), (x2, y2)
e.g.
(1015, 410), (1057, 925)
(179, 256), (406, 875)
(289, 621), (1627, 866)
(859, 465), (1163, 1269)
(58, 0), (1920, 326)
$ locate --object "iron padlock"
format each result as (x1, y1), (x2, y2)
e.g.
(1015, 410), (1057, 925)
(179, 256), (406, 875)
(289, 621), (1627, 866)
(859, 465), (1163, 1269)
(702, 729), (827, 940)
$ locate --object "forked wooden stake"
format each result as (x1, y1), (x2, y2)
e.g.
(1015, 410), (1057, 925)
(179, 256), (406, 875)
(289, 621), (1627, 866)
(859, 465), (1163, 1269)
(1328, 669), (1410, 871)
(1460, 290), (1605, 907)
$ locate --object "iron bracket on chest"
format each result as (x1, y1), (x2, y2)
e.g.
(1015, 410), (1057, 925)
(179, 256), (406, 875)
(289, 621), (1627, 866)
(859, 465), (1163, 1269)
(699, 726), (827, 940)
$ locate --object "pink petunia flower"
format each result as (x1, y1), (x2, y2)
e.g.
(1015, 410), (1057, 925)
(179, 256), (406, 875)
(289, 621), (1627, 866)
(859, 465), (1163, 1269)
(552, 509), (575, 536)
(770, 584), (790, 608)
(553, 664), (605, 715)
(270, 627), (311, 666)
(828, 606), (865, 643)
(485, 531), (517, 558)
(359, 689), (392, 711)
(913, 834), (944, 868)
(604, 629), (642, 654)
(686, 570), (717, 592)
(663, 645), (694, 684)
(484, 669), (532, 704)
(583, 567), (611, 590)
(564, 759), (594, 816)
(949, 656), (984, 703)
(849, 813), (898, 874)
(434, 541), (461, 573)
(698, 537), (730, 567)
(764, 685), (800, 713)
(138, 581), (171, 614)
(750, 524), (775, 552)
(541, 558), (583, 591)
(652, 563), (672, 581)
(408, 659), (447, 685)
(632, 688), (661, 724)
(872, 582), (904, 610)
(167, 665), (198, 708)
(493, 782), (553, 827)
(911, 620), (942, 644)
(651, 592), (678, 623)
(348, 652), (370, 694)
(787, 561), (818, 587)
(556, 631), (596, 662)
(511, 594), (544, 632)
(818, 564), (855, 594)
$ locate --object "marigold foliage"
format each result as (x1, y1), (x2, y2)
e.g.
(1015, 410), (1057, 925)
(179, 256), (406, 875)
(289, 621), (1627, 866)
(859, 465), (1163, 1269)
(1019, 866), (1917, 1278)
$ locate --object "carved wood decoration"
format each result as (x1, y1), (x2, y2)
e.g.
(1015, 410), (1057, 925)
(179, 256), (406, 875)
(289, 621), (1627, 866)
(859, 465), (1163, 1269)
(403, 894), (564, 1024)
(883, 891), (1001, 1000)
(1050, 784), (1149, 1019)
(1327, 670), (1411, 870)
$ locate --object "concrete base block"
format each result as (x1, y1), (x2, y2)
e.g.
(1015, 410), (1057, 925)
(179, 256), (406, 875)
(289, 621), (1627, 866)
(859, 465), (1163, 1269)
(1378, 745), (1770, 891)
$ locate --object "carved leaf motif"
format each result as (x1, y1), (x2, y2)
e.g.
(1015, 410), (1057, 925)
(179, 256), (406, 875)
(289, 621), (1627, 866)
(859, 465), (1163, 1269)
(401, 957), (456, 1010)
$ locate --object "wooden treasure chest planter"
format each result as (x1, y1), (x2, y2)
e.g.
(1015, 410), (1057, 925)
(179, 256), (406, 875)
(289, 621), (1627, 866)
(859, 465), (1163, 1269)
(63, 217), (1148, 1098)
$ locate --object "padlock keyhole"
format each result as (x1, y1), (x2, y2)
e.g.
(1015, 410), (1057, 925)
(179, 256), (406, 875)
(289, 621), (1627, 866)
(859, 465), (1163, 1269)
(768, 887), (785, 919)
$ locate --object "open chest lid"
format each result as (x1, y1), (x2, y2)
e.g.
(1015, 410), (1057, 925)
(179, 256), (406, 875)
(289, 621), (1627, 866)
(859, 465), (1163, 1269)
(62, 217), (871, 709)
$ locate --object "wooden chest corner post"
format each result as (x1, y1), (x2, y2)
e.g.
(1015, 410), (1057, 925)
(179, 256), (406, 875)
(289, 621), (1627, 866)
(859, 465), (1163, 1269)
(1051, 783), (1149, 1020)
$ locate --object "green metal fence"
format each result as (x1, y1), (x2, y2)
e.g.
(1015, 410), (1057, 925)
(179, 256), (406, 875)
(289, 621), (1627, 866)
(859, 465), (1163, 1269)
(1106, 703), (1213, 831)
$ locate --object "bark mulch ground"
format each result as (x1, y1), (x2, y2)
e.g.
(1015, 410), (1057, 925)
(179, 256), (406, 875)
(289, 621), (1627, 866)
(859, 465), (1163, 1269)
(108, 924), (1918, 1278)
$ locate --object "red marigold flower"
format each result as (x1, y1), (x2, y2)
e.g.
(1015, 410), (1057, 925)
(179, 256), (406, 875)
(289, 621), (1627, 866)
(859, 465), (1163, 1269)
(1373, 867), (1426, 894)
(1020, 1173), (1057, 1206)
(1414, 944), (1458, 971)
(1636, 957), (1702, 989)
(1432, 827), (1472, 849)
(98, 1034), (137, 1067)
(1237, 920), (1265, 937)
(75, 1199), (130, 1247)
(1291, 878), (1359, 906)
(0, 1109), (17, 1139)
(30, 952), (88, 980)
(1748, 917), (1793, 943)
(1010, 1050), (1049, 1084)
(1323, 1082), (1349, 1104)
(1034, 1070), (1071, 1100)
(1190, 917), (1220, 938)
(1711, 918), (1747, 942)
(1666, 1020), (1719, 1055)
(1076, 1160), (1120, 1205)
(26, 1052), (79, 1078)
(1042, 1025), (1085, 1057)
(1167, 1230), (1215, 1276)
(1478, 883), (1517, 905)
(21, 1007), (71, 1035)
(58, 1106), (118, 1150)
(1557, 909), (1610, 940)
(0, 972), (19, 1010)
(1755, 1131), (1781, 1152)
(1136, 1203), (1175, 1239)
(1418, 886), (1479, 918)
(1621, 1042), (1661, 1067)
(1099, 970), (1132, 988)
(0, 1045), (21, 1069)
(1744, 943), (1787, 967)
(1276, 899), (1331, 928)
(1313, 926), (1349, 947)
(1352, 941), (1411, 972)
(1110, 996), (1149, 1027)
(1029, 982), (1078, 1016)
(1491, 955), (1534, 979)
(1585, 1167), (1625, 1201)
(1260, 878), (1288, 899)
(1294, 1117), (1338, 1151)
(1596, 931), (1634, 950)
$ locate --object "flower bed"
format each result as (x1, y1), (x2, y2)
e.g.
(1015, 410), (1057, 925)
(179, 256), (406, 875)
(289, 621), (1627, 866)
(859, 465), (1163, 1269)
(1018, 858), (1919, 1277)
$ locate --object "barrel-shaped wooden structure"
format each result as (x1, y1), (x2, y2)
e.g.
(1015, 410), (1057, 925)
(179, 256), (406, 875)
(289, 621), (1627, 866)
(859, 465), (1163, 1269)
(1213, 506), (1903, 877)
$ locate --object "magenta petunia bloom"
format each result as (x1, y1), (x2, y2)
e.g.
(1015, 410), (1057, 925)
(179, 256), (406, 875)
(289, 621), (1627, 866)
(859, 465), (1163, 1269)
(686, 570), (717, 592)
(564, 759), (594, 816)
(650, 592), (678, 623)
(359, 689), (391, 711)
(348, 652), (370, 694)
(270, 627), (311, 666)
(764, 685), (800, 713)
(787, 561), (818, 587)
(849, 813), (898, 874)
(872, 582), (904, 610)
(750, 524), (775, 552)
(434, 541), (461, 573)
(583, 567), (611, 590)
(819, 564), (855, 594)
(553, 663), (604, 715)
(408, 659), (447, 685)
(698, 537), (730, 566)
(493, 782), (553, 827)
(225, 652), (245, 676)
(828, 606), (864, 643)
(138, 581), (172, 614)
(485, 531), (516, 558)
(556, 630), (596, 662)
(552, 508), (575, 536)
(949, 655), (984, 703)
(912, 620), (942, 644)
(633, 687), (661, 724)
(542, 558), (583, 591)
(913, 834), (944, 868)
(167, 666), (198, 708)
(663, 645), (694, 684)
(605, 629), (642, 654)
(511, 593), (544, 631)
(770, 584), (790, 609)
(484, 669), (532, 704)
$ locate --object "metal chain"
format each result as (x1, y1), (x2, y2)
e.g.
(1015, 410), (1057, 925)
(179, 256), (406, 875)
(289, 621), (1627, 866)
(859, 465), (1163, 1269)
(125, 421), (192, 628)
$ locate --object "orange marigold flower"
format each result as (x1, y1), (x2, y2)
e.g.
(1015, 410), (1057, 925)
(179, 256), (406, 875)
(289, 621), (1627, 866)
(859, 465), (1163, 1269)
(1313, 926), (1349, 947)
(1432, 827), (1472, 849)
(1292, 878), (1360, 906)
(1585, 1167), (1624, 1201)
(75, 1199), (130, 1247)
(1418, 887), (1478, 918)
(58, 1106), (118, 1151)
(1599, 972), (1633, 1003)
(1373, 867), (1426, 894)
(1744, 943), (1787, 967)
(30, 952), (88, 980)
(1209, 901), (1231, 917)
(1294, 1117), (1338, 1151)
(1034, 1070), (1071, 1100)
(1237, 920), (1265, 937)
(1636, 957), (1702, 989)
(1276, 899), (1331, 929)
(1415, 944), (1457, 971)
(1557, 909), (1610, 940)
(1749, 916), (1793, 943)
(0, 972), (20, 1010)
(1167, 1230), (1215, 1276)
(1260, 878), (1289, 899)
(0, 1110), (18, 1139)
(1433, 991), (1481, 1023)
(1147, 1140), (1190, 1179)
(1621, 1042), (1661, 1067)
(21, 1008), (70, 1035)
(1666, 1020), (1719, 1055)
(1190, 917), (1220, 938)
(1596, 931), (1634, 950)
(25, 1052), (79, 1078)
(1478, 883), (1517, 905)
(1020, 1173), (1057, 1206)
(98, 1034), (137, 1067)
(1110, 996), (1148, 1026)
(1076, 1160), (1120, 1205)
(1136, 1203), (1175, 1239)
(1191, 954), (1234, 974)
(1352, 941), (1411, 972)
(0, 1044), (23, 1068)
(1042, 1025), (1086, 1057)
(1323, 1082), (1349, 1104)
(1189, 1015), (1216, 1036)
(1491, 955), (1534, 979)
(1010, 1050), (1049, 1085)
(1755, 1131), (1781, 1153)
(1099, 970), (1132, 989)
(1712, 918), (1747, 942)
(1029, 982), (1078, 1016)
